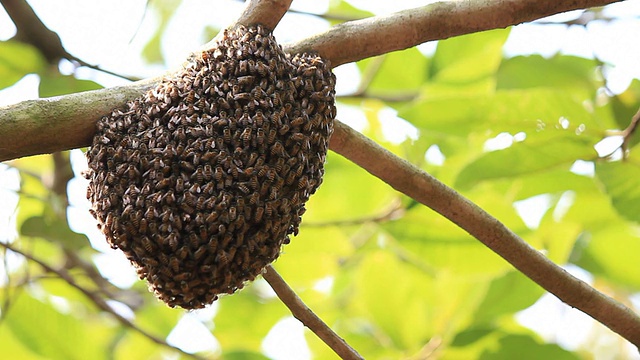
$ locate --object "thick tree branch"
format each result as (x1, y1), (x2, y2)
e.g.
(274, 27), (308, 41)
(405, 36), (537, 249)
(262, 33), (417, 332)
(0, 0), (625, 162)
(262, 265), (363, 360)
(284, 0), (623, 67)
(329, 120), (640, 346)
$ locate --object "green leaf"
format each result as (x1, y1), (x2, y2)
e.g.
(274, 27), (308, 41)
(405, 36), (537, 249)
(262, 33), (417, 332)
(141, 0), (181, 64)
(497, 55), (601, 98)
(596, 160), (640, 223)
(113, 330), (167, 360)
(38, 70), (103, 98)
(431, 29), (510, 84)
(327, 0), (374, 23)
(222, 350), (270, 360)
(361, 48), (429, 94)
(609, 79), (640, 132)
(0, 40), (46, 90)
(20, 215), (90, 250)
(508, 168), (595, 201)
(572, 223), (640, 289)
(274, 226), (354, 287)
(455, 133), (596, 190)
(214, 289), (287, 351)
(472, 271), (544, 325)
(383, 204), (520, 276)
(0, 324), (48, 360)
(305, 151), (397, 222)
(450, 327), (495, 347)
(343, 249), (488, 353)
(479, 334), (580, 360)
(5, 294), (107, 360)
(400, 88), (609, 137)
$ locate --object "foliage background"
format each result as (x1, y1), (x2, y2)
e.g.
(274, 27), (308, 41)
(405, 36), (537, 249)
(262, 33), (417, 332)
(1, 1), (640, 359)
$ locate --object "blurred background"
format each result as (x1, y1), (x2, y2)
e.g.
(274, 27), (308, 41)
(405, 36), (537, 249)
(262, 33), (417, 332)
(1, 0), (640, 359)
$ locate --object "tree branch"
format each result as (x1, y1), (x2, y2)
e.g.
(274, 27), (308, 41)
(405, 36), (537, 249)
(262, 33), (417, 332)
(0, 0), (138, 80)
(0, 0), (68, 63)
(262, 265), (364, 360)
(284, 0), (624, 67)
(329, 120), (640, 347)
(0, 0), (625, 162)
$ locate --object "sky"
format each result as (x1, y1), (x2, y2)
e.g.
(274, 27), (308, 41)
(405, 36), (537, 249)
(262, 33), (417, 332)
(1, 1), (640, 359)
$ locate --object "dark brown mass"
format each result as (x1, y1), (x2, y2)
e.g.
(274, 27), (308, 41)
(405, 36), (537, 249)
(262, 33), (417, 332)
(85, 25), (336, 309)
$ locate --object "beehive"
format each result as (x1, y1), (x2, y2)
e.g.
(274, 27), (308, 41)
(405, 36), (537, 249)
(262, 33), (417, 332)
(85, 25), (336, 309)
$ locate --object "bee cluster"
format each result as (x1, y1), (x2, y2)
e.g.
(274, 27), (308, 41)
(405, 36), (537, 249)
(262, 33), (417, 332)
(85, 25), (336, 309)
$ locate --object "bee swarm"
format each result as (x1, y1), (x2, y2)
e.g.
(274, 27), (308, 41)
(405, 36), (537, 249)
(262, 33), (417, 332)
(85, 25), (336, 309)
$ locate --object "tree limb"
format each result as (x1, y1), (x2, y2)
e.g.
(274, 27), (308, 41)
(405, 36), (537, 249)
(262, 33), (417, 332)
(329, 120), (640, 347)
(284, 0), (624, 67)
(262, 265), (364, 360)
(0, 0), (625, 162)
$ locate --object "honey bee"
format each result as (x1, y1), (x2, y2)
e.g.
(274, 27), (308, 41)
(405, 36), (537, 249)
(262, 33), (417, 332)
(206, 212), (219, 223)
(202, 182), (215, 195)
(174, 272), (191, 282)
(214, 166), (224, 182)
(181, 202), (195, 214)
(170, 257), (180, 273)
(271, 141), (284, 156)
(278, 124), (290, 136)
(267, 129), (277, 144)
(269, 188), (278, 200)
(246, 152), (258, 167)
(218, 97), (231, 110)
(229, 206), (237, 221)
(249, 176), (259, 190)
(142, 256), (159, 267)
(266, 169), (277, 183)
(240, 128), (252, 145)
(230, 165), (239, 179)
(285, 171), (296, 186)
(255, 206), (264, 222)
(141, 236), (154, 252)
(238, 59), (249, 74)
(222, 127), (232, 143)
(237, 183), (250, 194)
(196, 196), (205, 211)
(188, 232), (200, 248)
(155, 178), (171, 190)
(201, 50), (210, 62)
(202, 164), (213, 179)
(297, 176), (309, 190)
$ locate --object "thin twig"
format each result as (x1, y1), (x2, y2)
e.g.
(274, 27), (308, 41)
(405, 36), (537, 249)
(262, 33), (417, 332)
(262, 265), (364, 360)
(598, 106), (640, 159)
(0, 242), (206, 360)
(302, 200), (403, 227)
(621, 106), (640, 156)
(0, 0), (138, 80)
(329, 120), (640, 346)
(338, 91), (419, 103)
